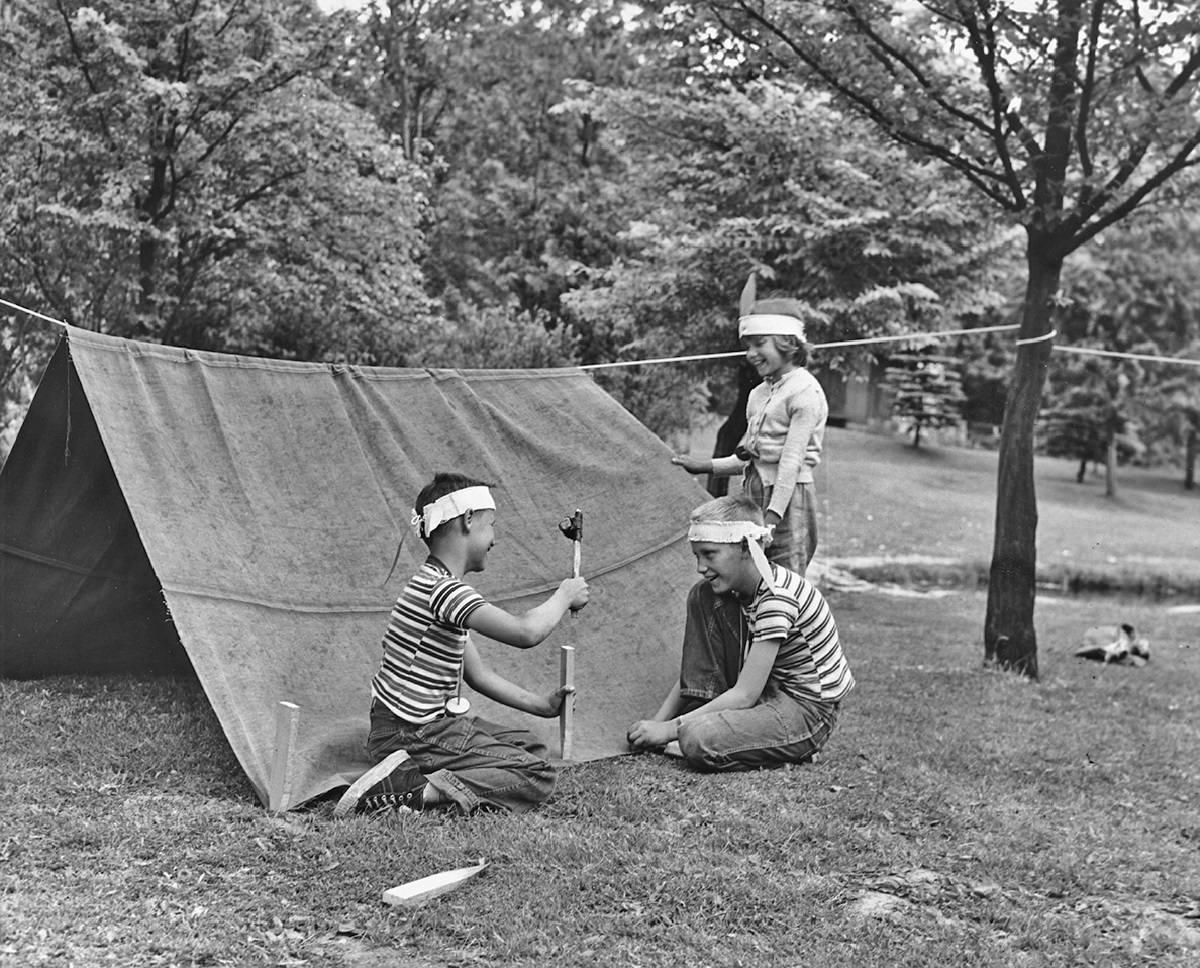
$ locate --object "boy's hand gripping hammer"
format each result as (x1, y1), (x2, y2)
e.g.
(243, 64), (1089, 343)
(557, 509), (583, 759)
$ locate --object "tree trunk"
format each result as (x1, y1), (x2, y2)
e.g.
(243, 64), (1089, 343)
(1076, 456), (1086, 483)
(137, 154), (169, 326)
(913, 420), (922, 449)
(709, 363), (755, 497)
(1185, 429), (1195, 491)
(1105, 423), (1117, 497)
(984, 251), (1062, 677)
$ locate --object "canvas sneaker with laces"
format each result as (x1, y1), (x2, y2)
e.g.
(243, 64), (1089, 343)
(334, 749), (427, 817)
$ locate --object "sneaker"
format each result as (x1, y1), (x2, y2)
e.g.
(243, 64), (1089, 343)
(334, 750), (427, 817)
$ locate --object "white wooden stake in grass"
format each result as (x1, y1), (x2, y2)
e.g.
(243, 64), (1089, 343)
(382, 861), (488, 907)
(559, 644), (575, 761)
(268, 701), (300, 813)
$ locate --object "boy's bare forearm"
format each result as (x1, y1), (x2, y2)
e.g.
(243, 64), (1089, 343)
(467, 580), (586, 649)
(466, 663), (564, 717)
(471, 671), (536, 711)
(515, 592), (573, 647)
(651, 681), (683, 722)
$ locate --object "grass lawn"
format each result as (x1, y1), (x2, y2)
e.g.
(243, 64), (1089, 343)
(3, 427), (1199, 967)
(815, 426), (1200, 595)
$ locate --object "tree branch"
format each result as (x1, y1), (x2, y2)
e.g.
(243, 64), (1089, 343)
(1068, 128), (1200, 250)
(1033, 0), (1085, 213)
(54, 0), (118, 155)
(710, 3), (1020, 209)
(955, 0), (1027, 206)
(837, 0), (996, 138)
(1074, 0), (1104, 207)
(1067, 42), (1200, 232)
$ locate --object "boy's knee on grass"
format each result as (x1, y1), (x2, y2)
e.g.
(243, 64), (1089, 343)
(678, 711), (832, 773)
(677, 718), (722, 771)
(519, 766), (558, 811)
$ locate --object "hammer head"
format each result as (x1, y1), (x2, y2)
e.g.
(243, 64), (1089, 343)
(558, 509), (583, 542)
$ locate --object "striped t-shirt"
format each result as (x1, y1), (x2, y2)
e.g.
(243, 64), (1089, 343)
(371, 557), (487, 724)
(743, 565), (854, 703)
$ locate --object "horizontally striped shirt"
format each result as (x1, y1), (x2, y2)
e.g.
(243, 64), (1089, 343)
(371, 557), (487, 724)
(743, 565), (854, 703)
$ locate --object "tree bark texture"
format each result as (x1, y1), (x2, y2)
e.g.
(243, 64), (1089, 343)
(984, 252), (1062, 677)
(1105, 424), (1117, 497)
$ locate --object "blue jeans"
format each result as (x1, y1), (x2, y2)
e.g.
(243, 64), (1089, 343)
(367, 701), (557, 814)
(676, 580), (839, 772)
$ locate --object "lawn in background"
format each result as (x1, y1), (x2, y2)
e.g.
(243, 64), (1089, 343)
(3, 426), (1198, 967)
(813, 426), (1200, 595)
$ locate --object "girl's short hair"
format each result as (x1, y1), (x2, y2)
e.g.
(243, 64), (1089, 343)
(690, 496), (764, 527)
(745, 296), (811, 366)
(767, 334), (809, 367)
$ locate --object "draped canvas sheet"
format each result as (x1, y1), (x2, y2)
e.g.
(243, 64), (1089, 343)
(1, 327), (709, 808)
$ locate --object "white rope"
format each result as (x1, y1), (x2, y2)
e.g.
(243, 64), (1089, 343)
(1015, 328), (1057, 346)
(1053, 345), (1200, 368)
(0, 297), (69, 328)
(816, 323), (1019, 351)
(582, 349), (744, 370)
(580, 324), (1021, 369)
(3, 295), (1196, 370)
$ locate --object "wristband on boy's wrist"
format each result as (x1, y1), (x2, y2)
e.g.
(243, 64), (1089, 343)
(674, 715), (684, 735)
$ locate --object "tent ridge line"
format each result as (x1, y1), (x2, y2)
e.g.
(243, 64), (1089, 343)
(420, 367), (587, 384)
(64, 327), (589, 383)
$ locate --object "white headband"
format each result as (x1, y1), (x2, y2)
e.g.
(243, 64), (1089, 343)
(688, 520), (777, 591)
(412, 485), (495, 537)
(738, 313), (807, 342)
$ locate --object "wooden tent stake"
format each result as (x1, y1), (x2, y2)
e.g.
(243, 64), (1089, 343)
(382, 861), (488, 907)
(559, 645), (575, 760)
(268, 701), (300, 813)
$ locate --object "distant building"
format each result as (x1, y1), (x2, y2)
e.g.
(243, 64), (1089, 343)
(811, 358), (891, 427)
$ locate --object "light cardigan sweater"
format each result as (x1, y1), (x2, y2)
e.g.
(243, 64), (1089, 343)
(711, 367), (828, 519)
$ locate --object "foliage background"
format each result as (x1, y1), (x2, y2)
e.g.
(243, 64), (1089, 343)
(2, 0), (1197, 471)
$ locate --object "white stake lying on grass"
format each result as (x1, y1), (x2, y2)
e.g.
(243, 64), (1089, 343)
(382, 860), (488, 907)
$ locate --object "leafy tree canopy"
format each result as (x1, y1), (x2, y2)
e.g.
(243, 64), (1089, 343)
(333, 0), (641, 321)
(1045, 208), (1200, 480)
(557, 72), (1011, 433)
(1, 0), (434, 368)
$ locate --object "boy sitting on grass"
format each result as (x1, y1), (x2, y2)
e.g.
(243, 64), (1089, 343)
(627, 496), (852, 771)
(335, 472), (588, 817)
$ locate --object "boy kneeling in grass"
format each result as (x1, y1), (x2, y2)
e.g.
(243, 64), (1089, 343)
(627, 496), (852, 771)
(336, 472), (589, 817)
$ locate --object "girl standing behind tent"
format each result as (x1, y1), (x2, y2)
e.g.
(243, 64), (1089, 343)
(672, 284), (828, 575)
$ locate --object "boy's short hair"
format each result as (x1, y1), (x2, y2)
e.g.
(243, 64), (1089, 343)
(415, 472), (494, 544)
(690, 495), (764, 528)
(745, 297), (811, 366)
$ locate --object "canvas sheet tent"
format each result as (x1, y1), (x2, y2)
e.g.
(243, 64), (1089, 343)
(0, 326), (709, 809)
